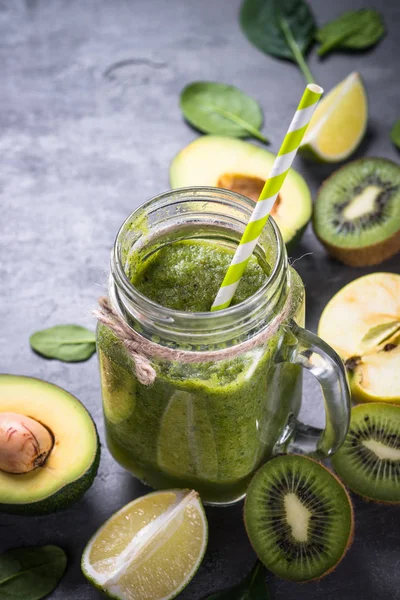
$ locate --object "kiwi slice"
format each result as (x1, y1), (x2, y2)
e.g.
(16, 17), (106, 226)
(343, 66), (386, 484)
(244, 455), (354, 581)
(313, 158), (400, 266)
(332, 403), (400, 503)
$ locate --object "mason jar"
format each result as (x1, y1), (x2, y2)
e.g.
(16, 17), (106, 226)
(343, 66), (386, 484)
(96, 187), (350, 505)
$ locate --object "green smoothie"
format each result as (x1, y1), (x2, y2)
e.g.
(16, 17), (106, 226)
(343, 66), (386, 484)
(98, 240), (304, 504)
(132, 241), (267, 311)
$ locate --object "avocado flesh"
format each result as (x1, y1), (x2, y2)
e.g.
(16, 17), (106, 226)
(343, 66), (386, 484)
(0, 375), (100, 515)
(170, 136), (312, 250)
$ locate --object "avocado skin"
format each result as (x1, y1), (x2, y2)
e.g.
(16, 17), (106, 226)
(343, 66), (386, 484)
(0, 424), (101, 516)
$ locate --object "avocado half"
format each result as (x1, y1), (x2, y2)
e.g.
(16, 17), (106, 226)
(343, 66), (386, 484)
(0, 375), (100, 515)
(170, 136), (312, 251)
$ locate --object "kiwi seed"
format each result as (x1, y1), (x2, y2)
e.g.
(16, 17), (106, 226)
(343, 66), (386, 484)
(244, 455), (354, 581)
(332, 403), (400, 503)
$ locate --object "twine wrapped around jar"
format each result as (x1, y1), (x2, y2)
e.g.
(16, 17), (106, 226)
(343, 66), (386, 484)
(93, 294), (292, 385)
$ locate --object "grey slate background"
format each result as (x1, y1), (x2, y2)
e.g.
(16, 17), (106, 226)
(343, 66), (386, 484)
(1, 0), (400, 598)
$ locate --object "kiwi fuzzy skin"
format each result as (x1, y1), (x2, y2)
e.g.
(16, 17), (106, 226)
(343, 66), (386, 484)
(316, 230), (400, 267)
(243, 455), (355, 583)
(348, 488), (400, 506)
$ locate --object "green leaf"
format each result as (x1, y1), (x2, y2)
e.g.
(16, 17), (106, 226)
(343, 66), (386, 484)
(391, 120), (400, 150)
(0, 545), (67, 600)
(240, 0), (316, 83)
(180, 82), (268, 143)
(203, 562), (270, 599)
(360, 321), (400, 351)
(316, 9), (385, 57)
(30, 324), (96, 362)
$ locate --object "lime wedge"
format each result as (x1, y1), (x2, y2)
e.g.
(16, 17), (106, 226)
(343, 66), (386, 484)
(300, 72), (367, 162)
(99, 352), (135, 424)
(157, 391), (218, 481)
(82, 489), (208, 600)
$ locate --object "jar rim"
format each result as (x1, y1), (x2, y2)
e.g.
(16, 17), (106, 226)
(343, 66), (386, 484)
(111, 186), (286, 320)
(109, 186), (289, 345)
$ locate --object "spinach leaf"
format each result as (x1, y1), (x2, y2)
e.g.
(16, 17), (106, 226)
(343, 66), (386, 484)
(361, 321), (400, 352)
(30, 324), (96, 362)
(180, 82), (268, 143)
(0, 545), (67, 600)
(316, 9), (385, 57)
(203, 562), (270, 599)
(391, 120), (400, 150)
(240, 0), (316, 84)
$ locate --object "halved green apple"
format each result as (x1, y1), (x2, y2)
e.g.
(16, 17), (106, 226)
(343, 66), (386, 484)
(318, 273), (400, 404)
(170, 136), (312, 251)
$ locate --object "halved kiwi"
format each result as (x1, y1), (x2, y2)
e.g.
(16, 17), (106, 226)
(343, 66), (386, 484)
(244, 455), (354, 582)
(313, 158), (400, 266)
(332, 403), (400, 503)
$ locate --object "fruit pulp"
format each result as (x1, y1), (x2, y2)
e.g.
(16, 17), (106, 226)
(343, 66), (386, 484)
(82, 490), (208, 600)
(318, 272), (400, 402)
(300, 72), (367, 162)
(97, 240), (305, 504)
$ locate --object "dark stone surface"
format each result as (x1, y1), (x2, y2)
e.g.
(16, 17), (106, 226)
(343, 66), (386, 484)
(1, 0), (399, 598)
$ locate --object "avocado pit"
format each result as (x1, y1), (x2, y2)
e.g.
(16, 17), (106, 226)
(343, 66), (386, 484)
(0, 412), (54, 474)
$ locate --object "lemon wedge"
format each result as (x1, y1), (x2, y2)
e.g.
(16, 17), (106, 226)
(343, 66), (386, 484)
(300, 72), (367, 162)
(82, 489), (208, 600)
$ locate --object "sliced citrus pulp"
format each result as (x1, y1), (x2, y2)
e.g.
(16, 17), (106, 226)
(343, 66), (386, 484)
(157, 391), (218, 481)
(82, 489), (207, 600)
(300, 72), (367, 162)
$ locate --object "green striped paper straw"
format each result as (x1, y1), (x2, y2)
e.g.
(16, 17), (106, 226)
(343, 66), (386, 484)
(211, 83), (323, 311)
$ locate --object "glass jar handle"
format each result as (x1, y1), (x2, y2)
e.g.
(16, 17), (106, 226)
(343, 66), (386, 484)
(275, 320), (351, 459)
